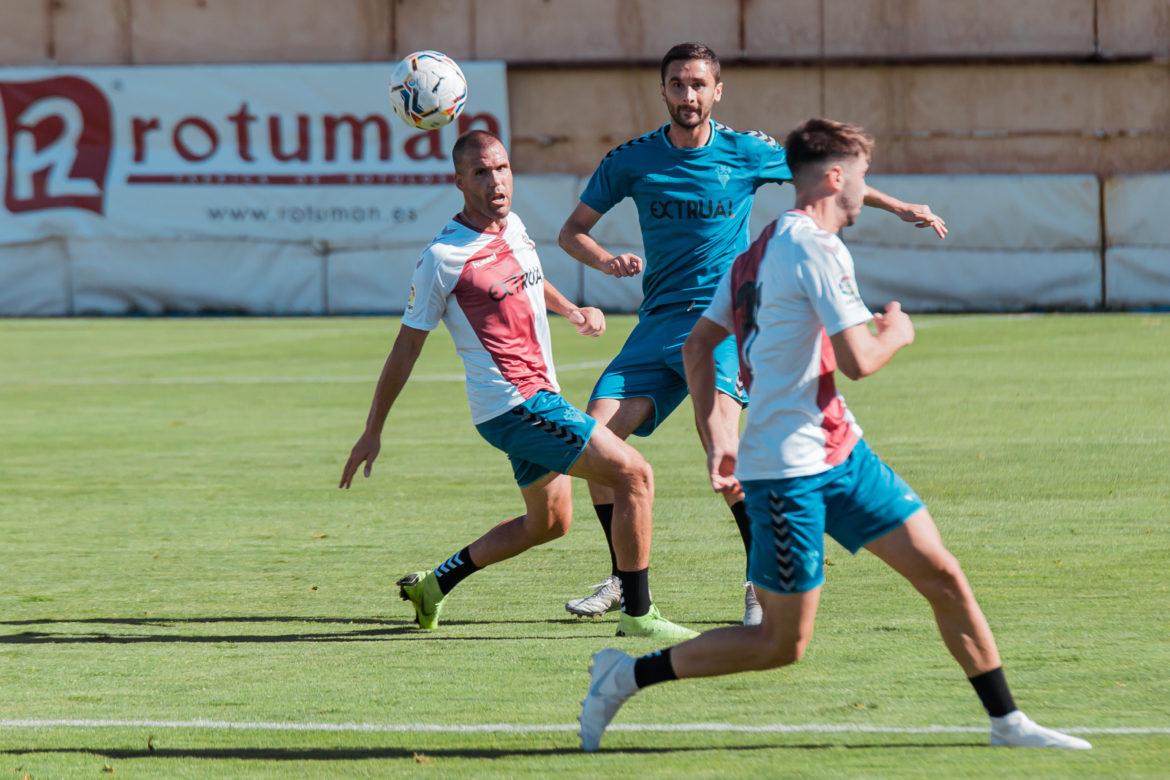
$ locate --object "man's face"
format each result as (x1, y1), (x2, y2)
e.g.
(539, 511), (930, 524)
(661, 59), (722, 129)
(836, 154), (869, 226)
(455, 141), (513, 222)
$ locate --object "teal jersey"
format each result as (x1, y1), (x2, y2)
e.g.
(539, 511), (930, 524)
(580, 120), (791, 314)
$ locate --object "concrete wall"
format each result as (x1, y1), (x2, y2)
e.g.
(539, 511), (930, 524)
(2, 0), (1169, 175)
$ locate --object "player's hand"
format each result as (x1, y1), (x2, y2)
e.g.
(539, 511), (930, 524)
(873, 301), (914, 347)
(339, 430), (381, 488)
(707, 445), (741, 495)
(896, 203), (947, 239)
(568, 307), (606, 337)
(598, 253), (644, 278)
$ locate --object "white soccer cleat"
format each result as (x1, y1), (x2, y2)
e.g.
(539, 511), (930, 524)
(743, 581), (763, 626)
(579, 648), (637, 752)
(566, 575), (622, 618)
(990, 711), (1092, 749)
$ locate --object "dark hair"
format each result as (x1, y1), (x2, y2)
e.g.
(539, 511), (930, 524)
(452, 130), (505, 172)
(660, 42), (721, 84)
(783, 118), (874, 176)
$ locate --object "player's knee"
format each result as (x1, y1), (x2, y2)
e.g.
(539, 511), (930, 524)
(546, 506), (572, 539)
(919, 551), (970, 604)
(620, 454), (653, 498)
(749, 629), (808, 670)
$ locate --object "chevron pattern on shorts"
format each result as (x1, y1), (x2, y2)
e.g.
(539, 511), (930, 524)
(768, 491), (797, 591)
(510, 406), (585, 449)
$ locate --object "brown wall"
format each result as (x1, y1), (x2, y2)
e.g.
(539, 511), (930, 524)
(2, 0), (1169, 174)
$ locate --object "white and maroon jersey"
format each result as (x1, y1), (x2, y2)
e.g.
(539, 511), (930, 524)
(704, 210), (874, 480)
(402, 212), (559, 424)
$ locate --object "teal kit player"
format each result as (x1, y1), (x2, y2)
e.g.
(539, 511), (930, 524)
(559, 42), (949, 625)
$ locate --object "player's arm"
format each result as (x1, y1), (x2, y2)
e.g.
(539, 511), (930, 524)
(830, 301), (915, 381)
(863, 186), (948, 239)
(543, 278), (605, 337)
(558, 201), (644, 278)
(339, 324), (429, 488)
(683, 316), (741, 495)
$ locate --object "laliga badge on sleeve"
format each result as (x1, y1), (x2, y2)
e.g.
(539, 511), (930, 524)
(837, 274), (861, 304)
(406, 284), (417, 311)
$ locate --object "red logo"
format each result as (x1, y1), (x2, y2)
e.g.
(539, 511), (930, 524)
(0, 76), (112, 215)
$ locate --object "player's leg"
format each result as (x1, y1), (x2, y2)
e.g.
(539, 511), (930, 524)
(845, 442), (1090, 749)
(565, 396), (656, 616)
(398, 392), (589, 630)
(569, 424), (696, 641)
(466, 472), (573, 567)
(706, 387), (760, 625)
(865, 511), (1089, 749)
(579, 477), (829, 751)
(865, 509), (1000, 675)
(396, 472), (571, 630)
(580, 577), (821, 751)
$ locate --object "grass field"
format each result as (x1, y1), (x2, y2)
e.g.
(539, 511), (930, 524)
(1, 313), (1168, 778)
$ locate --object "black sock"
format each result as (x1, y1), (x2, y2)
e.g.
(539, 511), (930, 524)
(594, 503), (618, 577)
(968, 667), (1017, 718)
(730, 501), (752, 573)
(633, 648), (678, 689)
(617, 567), (651, 617)
(433, 546), (479, 595)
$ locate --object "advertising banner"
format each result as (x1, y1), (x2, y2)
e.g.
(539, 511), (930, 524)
(0, 62), (509, 246)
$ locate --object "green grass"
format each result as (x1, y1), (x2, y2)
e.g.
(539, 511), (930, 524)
(1, 314), (1168, 778)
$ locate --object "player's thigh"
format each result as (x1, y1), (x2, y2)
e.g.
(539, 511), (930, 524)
(586, 396), (656, 440)
(863, 508), (960, 588)
(567, 423), (648, 490)
(757, 585), (822, 654)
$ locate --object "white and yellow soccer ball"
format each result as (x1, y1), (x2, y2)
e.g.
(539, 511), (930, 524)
(388, 50), (468, 130)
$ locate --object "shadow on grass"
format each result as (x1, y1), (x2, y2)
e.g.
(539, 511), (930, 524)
(0, 614), (740, 644)
(0, 615), (619, 644)
(0, 742), (983, 760)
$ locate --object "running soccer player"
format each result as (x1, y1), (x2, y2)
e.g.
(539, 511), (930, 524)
(578, 118), (1090, 751)
(340, 131), (695, 642)
(559, 42), (948, 625)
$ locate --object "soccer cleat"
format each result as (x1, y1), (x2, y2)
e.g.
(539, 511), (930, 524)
(397, 570), (445, 630)
(615, 604), (698, 641)
(565, 575), (623, 618)
(579, 648), (638, 752)
(743, 581), (763, 626)
(990, 711), (1092, 749)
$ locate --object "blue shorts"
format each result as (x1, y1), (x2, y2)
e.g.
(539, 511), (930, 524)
(590, 304), (747, 437)
(744, 439), (926, 594)
(475, 390), (597, 488)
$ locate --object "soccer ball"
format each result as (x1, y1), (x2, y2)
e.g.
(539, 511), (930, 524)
(388, 51), (468, 130)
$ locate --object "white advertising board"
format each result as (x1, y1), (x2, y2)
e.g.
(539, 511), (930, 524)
(0, 62), (509, 246)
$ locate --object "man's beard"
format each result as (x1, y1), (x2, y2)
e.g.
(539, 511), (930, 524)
(669, 102), (707, 129)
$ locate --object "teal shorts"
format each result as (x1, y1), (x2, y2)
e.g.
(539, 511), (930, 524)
(745, 439), (926, 594)
(475, 390), (597, 488)
(590, 304), (747, 437)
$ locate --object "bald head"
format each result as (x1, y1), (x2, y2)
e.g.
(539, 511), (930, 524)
(452, 130), (506, 173)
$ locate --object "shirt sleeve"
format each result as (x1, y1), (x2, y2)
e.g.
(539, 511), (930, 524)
(794, 240), (872, 336)
(750, 132), (792, 187)
(579, 153), (629, 215)
(701, 266), (736, 332)
(401, 248), (448, 331)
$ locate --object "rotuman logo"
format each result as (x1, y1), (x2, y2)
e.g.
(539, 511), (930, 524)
(0, 76), (113, 215)
(716, 164), (730, 188)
